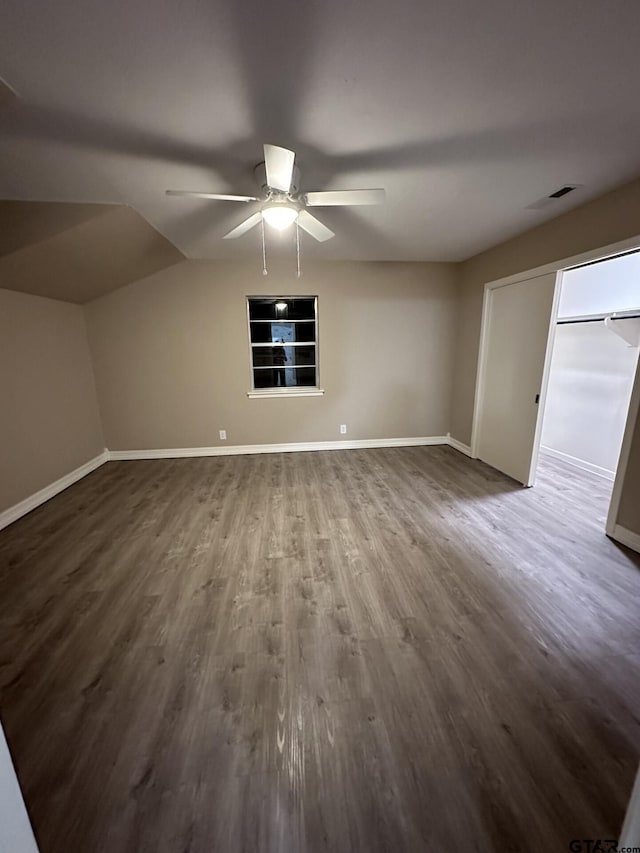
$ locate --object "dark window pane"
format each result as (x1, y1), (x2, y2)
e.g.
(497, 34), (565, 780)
(249, 322), (273, 343)
(252, 365), (317, 389)
(292, 322), (315, 342)
(291, 367), (316, 386)
(289, 346), (315, 366)
(249, 300), (275, 321)
(254, 369), (278, 389)
(249, 297), (315, 322)
(252, 347), (279, 368)
(249, 320), (315, 345)
(252, 345), (315, 368)
(285, 299), (315, 321)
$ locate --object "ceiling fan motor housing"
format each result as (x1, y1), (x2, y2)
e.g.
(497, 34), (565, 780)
(254, 161), (301, 196)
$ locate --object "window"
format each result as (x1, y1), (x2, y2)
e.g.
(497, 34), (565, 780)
(247, 297), (321, 395)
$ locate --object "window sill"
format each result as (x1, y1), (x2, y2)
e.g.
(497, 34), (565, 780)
(247, 388), (325, 399)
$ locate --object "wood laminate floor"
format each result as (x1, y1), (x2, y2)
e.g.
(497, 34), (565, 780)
(0, 447), (639, 853)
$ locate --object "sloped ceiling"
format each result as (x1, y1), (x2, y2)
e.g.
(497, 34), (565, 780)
(1, 0), (640, 262)
(0, 201), (184, 303)
(0, 200), (111, 257)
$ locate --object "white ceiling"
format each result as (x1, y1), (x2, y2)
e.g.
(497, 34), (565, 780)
(2, 0), (640, 262)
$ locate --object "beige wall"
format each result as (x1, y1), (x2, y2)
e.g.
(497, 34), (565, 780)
(450, 176), (640, 446)
(0, 288), (105, 513)
(85, 258), (458, 450)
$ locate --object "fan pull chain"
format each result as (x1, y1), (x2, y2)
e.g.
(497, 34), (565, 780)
(261, 216), (268, 276)
(296, 220), (301, 278)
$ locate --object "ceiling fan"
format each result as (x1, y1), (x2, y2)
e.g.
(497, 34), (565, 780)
(166, 143), (385, 242)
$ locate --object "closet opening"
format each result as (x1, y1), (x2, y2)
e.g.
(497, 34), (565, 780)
(535, 251), (640, 524)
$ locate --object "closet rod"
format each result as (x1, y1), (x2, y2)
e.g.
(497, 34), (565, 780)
(557, 312), (640, 325)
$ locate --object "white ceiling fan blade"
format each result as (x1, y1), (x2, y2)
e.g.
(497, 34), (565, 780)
(223, 212), (263, 240)
(264, 144), (295, 192)
(166, 190), (258, 202)
(304, 189), (385, 206)
(297, 210), (335, 242)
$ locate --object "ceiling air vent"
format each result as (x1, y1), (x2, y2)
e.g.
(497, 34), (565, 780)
(548, 185), (576, 199)
(526, 184), (582, 210)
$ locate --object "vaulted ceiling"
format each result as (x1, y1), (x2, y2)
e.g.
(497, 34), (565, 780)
(0, 201), (184, 302)
(2, 0), (640, 263)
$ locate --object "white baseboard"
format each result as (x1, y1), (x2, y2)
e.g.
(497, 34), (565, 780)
(446, 435), (473, 457)
(0, 437), (471, 532)
(540, 445), (615, 481)
(109, 436), (450, 460)
(610, 524), (640, 554)
(0, 450), (109, 532)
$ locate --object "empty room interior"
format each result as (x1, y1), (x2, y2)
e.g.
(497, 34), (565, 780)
(1, 1), (640, 852)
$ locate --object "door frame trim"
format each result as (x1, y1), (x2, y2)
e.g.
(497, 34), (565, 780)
(470, 285), (492, 460)
(606, 350), (640, 537)
(525, 271), (563, 486)
(471, 232), (640, 464)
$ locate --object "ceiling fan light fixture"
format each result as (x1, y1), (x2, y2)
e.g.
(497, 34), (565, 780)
(261, 203), (299, 231)
(167, 143), (383, 245)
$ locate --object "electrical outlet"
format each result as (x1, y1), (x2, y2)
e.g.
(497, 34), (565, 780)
(340, 424), (347, 435)
(219, 430), (227, 441)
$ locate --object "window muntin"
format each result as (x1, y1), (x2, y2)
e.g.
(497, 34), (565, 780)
(247, 297), (318, 391)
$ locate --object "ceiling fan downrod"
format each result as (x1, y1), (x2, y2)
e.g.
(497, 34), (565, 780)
(261, 216), (267, 276)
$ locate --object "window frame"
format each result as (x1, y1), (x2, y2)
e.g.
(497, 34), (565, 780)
(245, 295), (324, 398)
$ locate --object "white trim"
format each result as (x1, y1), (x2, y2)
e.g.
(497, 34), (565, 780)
(470, 285), (492, 458)
(607, 350), (640, 536)
(246, 295), (321, 394)
(525, 271), (563, 487)
(108, 436), (450, 460)
(0, 450), (109, 532)
(539, 446), (616, 481)
(447, 435), (473, 457)
(247, 388), (325, 398)
(609, 524), (640, 554)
